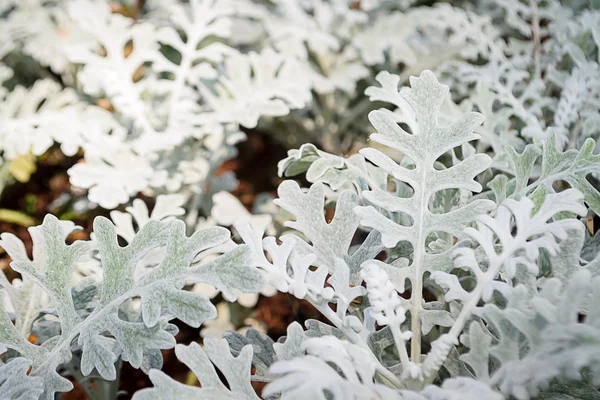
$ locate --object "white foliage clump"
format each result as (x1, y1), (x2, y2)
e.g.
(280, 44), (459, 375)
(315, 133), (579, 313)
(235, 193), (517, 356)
(432, 189), (587, 346)
(194, 48), (312, 129)
(0, 213), (265, 398)
(3, 1), (92, 74)
(0, 79), (116, 160)
(190, 66), (598, 400)
(1, 0), (600, 399)
(68, 150), (161, 209)
(0, 0), (316, 210)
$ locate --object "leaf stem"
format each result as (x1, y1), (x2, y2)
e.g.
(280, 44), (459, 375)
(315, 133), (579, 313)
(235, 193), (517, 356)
(410, 159), (430, 363)
(529, 0), (542, 81)
(389, 323), (411, 368)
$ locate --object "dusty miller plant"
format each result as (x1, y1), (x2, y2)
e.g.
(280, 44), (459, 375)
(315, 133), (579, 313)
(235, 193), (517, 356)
(0, 0), (599, 399)
(6, 0), (587, 211)
(7, 70), (588, 399)
(0, 66), (600, 398)
(0, 212), (265, 399)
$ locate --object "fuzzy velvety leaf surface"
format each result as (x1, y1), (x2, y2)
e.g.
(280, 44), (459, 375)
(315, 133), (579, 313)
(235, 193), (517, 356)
(354, 70), (494, 355)
(466, 270), (600, 399)
(504, 131), (600, 214)
(0, 214), (264, 398)
(0, 358), (44, 399)
(224, 328), (276, 378)
(133, 339), (260, 400)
